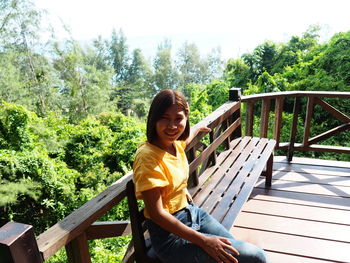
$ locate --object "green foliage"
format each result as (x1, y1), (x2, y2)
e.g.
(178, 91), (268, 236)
(206, 80), (229, 110)
(224, 58), (250, 89)
(185, 83), (212, 125)
(0, 103), (145, 237)
(0, 102), (34, 151)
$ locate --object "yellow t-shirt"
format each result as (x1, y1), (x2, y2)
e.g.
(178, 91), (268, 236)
(132, 140), (190, 218)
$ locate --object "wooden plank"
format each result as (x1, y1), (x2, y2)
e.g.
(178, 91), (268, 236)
(314, 97), (350, 123)
(208, 139), (270, 222)
(231, 227), (350, 263)
(234, 212), (350, 243)
(241, 199), (350, 225)
(273, 97), (284, 146)
(85, 221), (131, 240)
(260, 99), (271, 138)
(251, 188), (350, 211)
(274, 156), (350, 169)
(308, 123), (350, 145)
(220, 139), (276, 229)
(189, 137), (249, 197)
(191, 137), (256, 202)
(279, 143), (350, 154)
(269, 171), (350, 187)
(241, 91), (350, 103)
(273, 162), (350, 177)
(194, 137), (261, 208)
(256, 178), (350, 198)
(266, 251), (335, 263)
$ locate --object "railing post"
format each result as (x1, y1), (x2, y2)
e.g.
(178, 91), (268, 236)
(187, 148), (199, 187)
(245, 101), (254, 136)
(273, 97), (284, 147)
(0, 222), (43, 263)
(260, 99), (271, 138)
(229, 88), (242, 139)
(288, 97), (301, 162)
(303, 96), (315, 147)
(65, 232), (91, 263)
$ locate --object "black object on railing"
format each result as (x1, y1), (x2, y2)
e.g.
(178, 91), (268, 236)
(229, 88), (241, 102)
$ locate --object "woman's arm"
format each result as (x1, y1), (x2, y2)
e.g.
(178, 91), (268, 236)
(142, 187), (239, 263)
(185, 124), (211, 146)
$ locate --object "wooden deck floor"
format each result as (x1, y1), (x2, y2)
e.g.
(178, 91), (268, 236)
(230, 156), (350, 263)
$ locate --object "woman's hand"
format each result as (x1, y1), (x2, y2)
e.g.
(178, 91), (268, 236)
(201, 235), (239, 263)
(198, 125), (211, 133)
(186, 123), (211, 145)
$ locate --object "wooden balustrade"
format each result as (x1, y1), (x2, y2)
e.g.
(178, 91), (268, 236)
(241, 91), (350, 160)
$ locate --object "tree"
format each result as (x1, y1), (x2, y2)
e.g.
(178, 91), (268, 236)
(272, 25), (321, 74)
(176, 43), (223, 97)
(0, 0), (60, 116)
(109, 29), (129, 83)
(242, 41), (278, 82)
(153, 40), (178, 91)
(53, 41), (114, 122)
(127, 48), (153, 97)
(224, 58), (250, 90)
(176, 42), (203, 88)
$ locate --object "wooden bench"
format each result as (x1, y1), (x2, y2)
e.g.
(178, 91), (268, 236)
(125, 89), (276, 263)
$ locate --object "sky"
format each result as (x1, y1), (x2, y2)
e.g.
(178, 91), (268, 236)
(35, 0), (350, 60)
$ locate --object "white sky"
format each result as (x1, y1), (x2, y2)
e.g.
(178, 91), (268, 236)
(36, 0), (350, 60)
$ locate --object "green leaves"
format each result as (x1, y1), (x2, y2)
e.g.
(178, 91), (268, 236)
(0, 102), (34, 151)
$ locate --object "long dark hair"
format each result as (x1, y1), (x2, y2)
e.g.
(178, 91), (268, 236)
(146, 89), (190, 143)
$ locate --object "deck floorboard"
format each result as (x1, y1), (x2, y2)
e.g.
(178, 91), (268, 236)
(230, 156), (350, 263)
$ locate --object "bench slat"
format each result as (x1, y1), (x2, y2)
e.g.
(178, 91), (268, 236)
(191, 137), (255, 205)
(221, 140), (276, 229)
(210, 138), (271, 223)
(196, 137), (261, 211)
(188, 137), (245, 198)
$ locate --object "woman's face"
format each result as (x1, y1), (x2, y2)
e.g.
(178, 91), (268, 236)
(155, 104), (187, 148)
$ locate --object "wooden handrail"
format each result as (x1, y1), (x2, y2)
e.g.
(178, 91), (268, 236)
(241, 91), (350, 102)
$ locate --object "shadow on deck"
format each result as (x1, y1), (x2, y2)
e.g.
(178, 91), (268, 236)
(230, 156), (350, 263)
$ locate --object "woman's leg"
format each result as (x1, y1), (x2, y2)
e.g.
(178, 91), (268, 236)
(189, 204), (270, 263)
(147, 204), (269, 263)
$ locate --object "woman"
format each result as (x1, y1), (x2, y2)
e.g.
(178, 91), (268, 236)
(133, 89), (269, 263)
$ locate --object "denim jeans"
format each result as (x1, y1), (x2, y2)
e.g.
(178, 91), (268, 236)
(146, 203), (270, 263)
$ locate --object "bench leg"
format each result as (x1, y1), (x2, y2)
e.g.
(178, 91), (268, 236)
(264, 153), (273, 188)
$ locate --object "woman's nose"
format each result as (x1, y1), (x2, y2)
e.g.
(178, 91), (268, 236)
(167, 120), (176, 128)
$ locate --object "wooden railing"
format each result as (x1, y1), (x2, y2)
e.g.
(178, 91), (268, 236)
(241, 91), (350, 161)
(1, 90), (350, 263)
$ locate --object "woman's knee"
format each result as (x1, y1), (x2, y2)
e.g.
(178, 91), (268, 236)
(232, 240), (269, 263)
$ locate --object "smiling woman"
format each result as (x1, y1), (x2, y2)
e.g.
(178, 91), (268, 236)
(132, 89), (270, 263)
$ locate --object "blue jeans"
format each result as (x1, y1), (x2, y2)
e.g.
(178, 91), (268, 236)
(146, 203), (270, 263)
